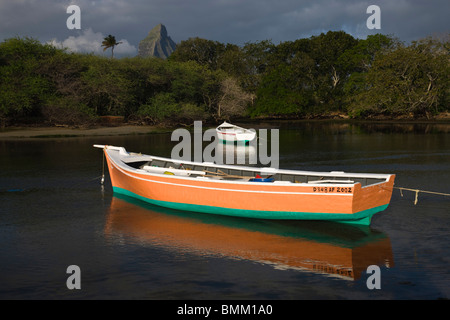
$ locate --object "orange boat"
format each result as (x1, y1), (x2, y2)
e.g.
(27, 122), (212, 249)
(106, 195), (394, 280)
(94, 145), (395, 226)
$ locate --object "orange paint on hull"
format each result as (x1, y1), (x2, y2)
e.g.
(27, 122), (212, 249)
(104, 149), (395, 221)
(352, 176), (395, 213)
(105, 153), (355, 214)
(105, 196), (394, 280)
(95, 145), (395, 224)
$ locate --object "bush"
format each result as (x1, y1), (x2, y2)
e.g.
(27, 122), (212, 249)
(41, 97), (97, 126)
(137, 93), (179, 124)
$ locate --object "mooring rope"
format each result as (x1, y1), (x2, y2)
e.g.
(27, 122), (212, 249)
(394, 186), (450, 205)
(101, 149), (105, 185)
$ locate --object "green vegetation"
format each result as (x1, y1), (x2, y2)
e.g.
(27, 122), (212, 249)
(0, 32), (448, 128)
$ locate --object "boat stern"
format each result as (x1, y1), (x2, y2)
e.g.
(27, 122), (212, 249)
(349, 175), (396, 224)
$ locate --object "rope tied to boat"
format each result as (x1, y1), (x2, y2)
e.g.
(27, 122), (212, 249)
(101, 146), (105, 185)
(394, 186), (450, 205)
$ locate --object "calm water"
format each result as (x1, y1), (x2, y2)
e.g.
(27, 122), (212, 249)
(0, 121), (449, 300)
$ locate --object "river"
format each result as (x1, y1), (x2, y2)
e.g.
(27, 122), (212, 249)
(1, 121), (449, 300)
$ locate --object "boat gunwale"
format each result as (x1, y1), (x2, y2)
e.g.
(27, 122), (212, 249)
(99, 145), (394, 190)
(216, 122), (257, 140)
(216, 122), (255, 132)
(147, 152), (391, 181)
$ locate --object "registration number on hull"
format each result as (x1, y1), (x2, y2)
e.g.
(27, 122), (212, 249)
(312, 186), (353, 193)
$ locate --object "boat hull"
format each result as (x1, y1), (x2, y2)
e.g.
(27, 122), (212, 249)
(113, 186), (388, 225)
(102, 148), (395, 226)
(216, 131), (256, 143)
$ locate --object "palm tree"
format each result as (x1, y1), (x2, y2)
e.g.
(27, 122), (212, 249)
(101, 35), (122, 58)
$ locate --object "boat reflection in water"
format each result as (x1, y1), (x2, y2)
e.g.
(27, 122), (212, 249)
(209, 143), (258, 166)
(105, 194), (394, 281)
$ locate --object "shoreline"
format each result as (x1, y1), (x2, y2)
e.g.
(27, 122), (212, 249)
(1, 117), (450, 140)
(0, 125), (162, 140)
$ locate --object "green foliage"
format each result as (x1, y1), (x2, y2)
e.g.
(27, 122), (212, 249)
(169, 37), (227, 70)
(138, 92), (179, 122)
(81, 56), (133, 116)
(0, 33), (448, 127)
(101, 35), (122, 58)
(0, 37), (226, 127)
(0, 37), (58, 126)
(137, 92), (206, 124)
(42, 96), (96, 126)
(347, 36), (449, 118)
(250, 31), (359, 116)
(252, 64), (311, 117)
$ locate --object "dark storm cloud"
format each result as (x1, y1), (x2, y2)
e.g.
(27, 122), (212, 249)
(0, 0), (448, 56)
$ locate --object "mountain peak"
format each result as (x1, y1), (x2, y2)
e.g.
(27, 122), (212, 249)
(153, 23), (167, 35)
(138, 23), (176, 59)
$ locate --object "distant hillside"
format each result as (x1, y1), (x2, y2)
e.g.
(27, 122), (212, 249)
(138, 23), (176, 59)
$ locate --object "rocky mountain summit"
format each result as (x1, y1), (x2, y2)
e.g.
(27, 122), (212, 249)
(138, 24), (176, 59)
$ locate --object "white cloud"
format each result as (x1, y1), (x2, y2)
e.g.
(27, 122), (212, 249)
(1, 0), (448, 48)
(48, 28), (136, 57)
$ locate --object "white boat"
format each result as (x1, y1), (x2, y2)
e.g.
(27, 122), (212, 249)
(216, 122), (256, 143)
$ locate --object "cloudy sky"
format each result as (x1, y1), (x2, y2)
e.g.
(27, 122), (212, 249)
(0, 0), (448, 57)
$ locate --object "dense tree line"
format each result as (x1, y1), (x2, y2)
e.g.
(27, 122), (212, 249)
(0, 37), (250, 127)
(171, 32), (449, 119)
(0, 32), (448, 128)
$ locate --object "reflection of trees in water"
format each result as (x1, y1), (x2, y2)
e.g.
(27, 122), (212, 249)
(262, 120), (449, 135)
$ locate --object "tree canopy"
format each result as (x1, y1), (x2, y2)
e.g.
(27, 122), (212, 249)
(0, 32), (448, 128)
